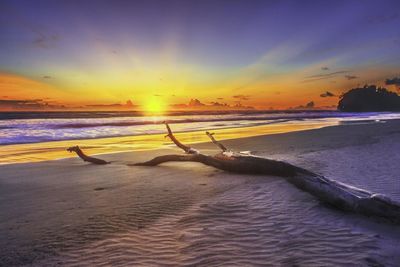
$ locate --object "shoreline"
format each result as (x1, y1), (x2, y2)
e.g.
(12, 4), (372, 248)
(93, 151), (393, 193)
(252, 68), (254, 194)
(0, 118), (339, 165)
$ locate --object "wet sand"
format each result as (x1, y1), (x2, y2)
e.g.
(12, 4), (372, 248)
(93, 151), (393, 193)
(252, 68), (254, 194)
(1, 120), (400, 266)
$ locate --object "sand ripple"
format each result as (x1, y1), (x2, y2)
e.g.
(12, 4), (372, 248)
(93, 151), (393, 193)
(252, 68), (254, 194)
(35, 177), (389, 267)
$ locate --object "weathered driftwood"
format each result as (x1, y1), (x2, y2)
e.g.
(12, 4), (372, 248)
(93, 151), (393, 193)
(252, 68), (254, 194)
(134, 123), (400, 224)
(165, 122), (199, 154)
(67, 146), (109, 165)
(206, 131), (228, 152)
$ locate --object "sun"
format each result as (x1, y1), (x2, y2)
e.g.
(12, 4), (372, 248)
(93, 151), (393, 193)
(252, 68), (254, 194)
(143, 98), (167, 116)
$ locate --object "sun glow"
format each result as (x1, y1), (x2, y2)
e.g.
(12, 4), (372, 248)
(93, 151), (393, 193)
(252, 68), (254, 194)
(143, 98), (167, 116)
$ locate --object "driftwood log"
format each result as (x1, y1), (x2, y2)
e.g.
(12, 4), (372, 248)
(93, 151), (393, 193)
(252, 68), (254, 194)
(133, 122), (400, 224)
(67, 146), (109, 165)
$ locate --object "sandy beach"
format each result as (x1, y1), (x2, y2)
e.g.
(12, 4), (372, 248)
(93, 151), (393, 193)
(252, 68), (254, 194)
(2, 0), (400, 266)
(1, 120), (400, 266)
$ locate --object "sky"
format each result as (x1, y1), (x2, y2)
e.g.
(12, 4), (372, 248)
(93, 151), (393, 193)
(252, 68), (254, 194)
(0, 0), (400, 111)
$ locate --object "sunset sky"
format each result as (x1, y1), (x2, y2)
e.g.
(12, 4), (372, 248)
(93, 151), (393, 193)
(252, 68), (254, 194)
(0, 0), (399, 111)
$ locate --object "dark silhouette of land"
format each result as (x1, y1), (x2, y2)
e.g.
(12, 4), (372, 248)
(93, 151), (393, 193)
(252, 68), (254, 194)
(338, 85), (400, 112)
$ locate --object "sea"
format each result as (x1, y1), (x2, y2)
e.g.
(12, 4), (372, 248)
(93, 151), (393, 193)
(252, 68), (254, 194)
(1, 110), (400, 145)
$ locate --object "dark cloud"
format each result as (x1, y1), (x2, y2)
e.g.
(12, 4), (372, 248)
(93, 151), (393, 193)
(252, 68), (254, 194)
(210, 101), (228, 107)
(86, 100), (135, 109)
(321, 67), (329, 71)
(232, 102), (253, 109)
(217, 97), (224, 100)
(188, 99), (205, 106)
(0, 99), (66, 110)
(385, 77), (400, 86)
(42, 75), (51, 79)
(153, 94), (162, 97)
(32, 32), (59, 49)
(320, 91), (335, 97)
(291, 101), (315, 110)
(170, 99), (204, 109)
(171, 99), (254, 110)
(306, 101), (315, 108)
(345, 75), (358, 80)
(303, 71), (349, 83)
(233, 94), (250, 101)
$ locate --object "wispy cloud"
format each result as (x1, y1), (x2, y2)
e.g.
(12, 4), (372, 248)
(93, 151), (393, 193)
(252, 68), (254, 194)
(306, 71), (349, 79)
(23, 22), (60, 49)
(32, 31), (59, 49)
(233, 94), (250, 101)
(302, 71), (349, 83)
(345, 75), (358, 80)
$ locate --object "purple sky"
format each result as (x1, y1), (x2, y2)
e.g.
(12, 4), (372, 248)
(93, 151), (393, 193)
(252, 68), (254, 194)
(0, 0), (399, 109)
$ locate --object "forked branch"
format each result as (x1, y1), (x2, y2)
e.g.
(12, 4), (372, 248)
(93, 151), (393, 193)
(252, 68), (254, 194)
(165, 122), (199, 154)
(206, 131), (228, 152)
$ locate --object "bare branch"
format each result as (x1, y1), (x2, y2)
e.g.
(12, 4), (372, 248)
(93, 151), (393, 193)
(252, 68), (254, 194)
(164, 122), (199, 154)
(132, 154), (200, 166)
(67, 146), (109, 165)
(206, 131), (228, 152)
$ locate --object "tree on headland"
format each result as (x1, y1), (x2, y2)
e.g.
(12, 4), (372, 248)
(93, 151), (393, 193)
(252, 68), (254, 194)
(338, 85), (400, 112)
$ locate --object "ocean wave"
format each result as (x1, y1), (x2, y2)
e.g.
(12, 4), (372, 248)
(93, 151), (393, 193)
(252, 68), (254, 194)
(49, 111), (359, 129)
(1, 111), (399, 145)
(0, 110), (336, 120)
(53, 117), (293, 129)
